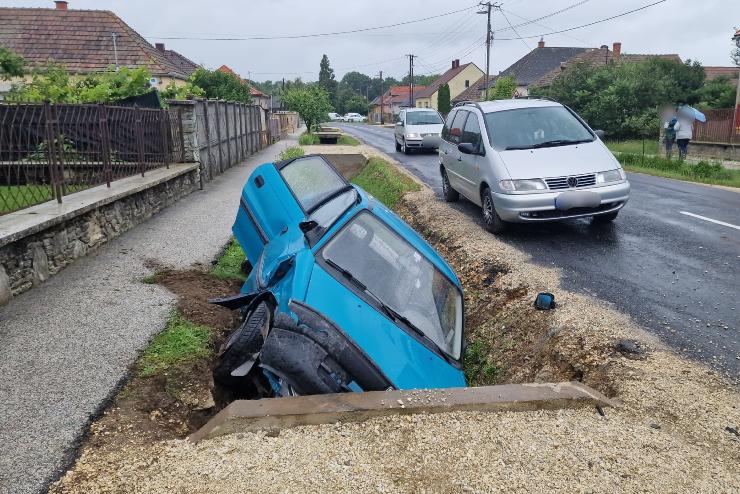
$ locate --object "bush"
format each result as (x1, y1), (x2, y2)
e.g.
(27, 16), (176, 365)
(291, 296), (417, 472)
(616, 153), (738, 186)
(278, 146), (305, 161)
(298, 133), (320, 145)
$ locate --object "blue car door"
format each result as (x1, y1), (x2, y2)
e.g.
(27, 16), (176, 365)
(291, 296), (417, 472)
(234, 156), (350, 265)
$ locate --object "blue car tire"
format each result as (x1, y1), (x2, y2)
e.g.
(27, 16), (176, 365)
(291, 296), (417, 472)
(214, 301), (269, 384)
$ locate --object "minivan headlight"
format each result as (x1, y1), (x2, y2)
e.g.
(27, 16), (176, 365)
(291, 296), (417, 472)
(500, 179), (547, 192)
(405, 133), (419, 139)
(596, 169), (625, 183)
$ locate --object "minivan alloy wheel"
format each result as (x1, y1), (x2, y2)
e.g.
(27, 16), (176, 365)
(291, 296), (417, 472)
(441, 168), (459, 202)
(481, 187), (508, 233)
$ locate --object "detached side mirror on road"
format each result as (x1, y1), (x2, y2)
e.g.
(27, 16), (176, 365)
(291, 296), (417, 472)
(594, 130), (605, 140)
(458, 142), (477, 155)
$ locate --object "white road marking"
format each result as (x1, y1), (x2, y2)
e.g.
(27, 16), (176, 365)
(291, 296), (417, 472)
(679, 211), (740, 231)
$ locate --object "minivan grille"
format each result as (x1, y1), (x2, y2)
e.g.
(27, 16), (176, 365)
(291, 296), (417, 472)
(545, 173), (596, 190)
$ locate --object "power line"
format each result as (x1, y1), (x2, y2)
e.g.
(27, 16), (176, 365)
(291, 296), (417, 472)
(493, 0), (668, 41)
(500, 9), (531, 51)
(502, 8), (589, 44)
(493, 0), (591, 34)
(146, 3), (480, 41)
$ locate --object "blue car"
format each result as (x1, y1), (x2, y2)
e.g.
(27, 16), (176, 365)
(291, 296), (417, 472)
(211, 154), (466, 397)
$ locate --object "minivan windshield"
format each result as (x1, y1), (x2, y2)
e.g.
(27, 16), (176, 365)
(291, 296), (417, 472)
(484, 106), (594, 150)
(406, 111), (443, 125)
(322, 212), (463, 360)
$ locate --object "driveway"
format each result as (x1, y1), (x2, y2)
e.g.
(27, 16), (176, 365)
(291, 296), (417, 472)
(337, 123), (740, 381)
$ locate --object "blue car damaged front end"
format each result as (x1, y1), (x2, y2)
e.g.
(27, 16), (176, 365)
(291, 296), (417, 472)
(212, 155), (466, 397)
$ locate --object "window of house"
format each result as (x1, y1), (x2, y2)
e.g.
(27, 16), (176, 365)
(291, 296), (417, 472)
(465, 80), (470, 88)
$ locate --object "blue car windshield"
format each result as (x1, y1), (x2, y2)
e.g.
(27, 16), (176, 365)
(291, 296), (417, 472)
(322, 212), (463, 359)
(280, 156), (347, 212)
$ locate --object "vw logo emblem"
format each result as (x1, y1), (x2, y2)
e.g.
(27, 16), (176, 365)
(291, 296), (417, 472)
(567, 176), (578, 188)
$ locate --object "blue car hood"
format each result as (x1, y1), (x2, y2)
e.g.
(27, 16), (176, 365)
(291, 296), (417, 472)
(303, 263), (466, 390)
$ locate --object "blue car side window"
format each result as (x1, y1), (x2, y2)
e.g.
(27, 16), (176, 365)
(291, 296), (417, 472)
(280, 156), (347, 212)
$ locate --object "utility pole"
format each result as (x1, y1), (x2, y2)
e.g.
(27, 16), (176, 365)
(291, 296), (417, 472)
(379, 70), (384, 125)
(732, 30), (740, 144)
(478, 2), (501, 100)
(406, 54), (415, 107)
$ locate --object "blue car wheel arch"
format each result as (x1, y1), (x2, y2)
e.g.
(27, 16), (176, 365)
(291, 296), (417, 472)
(214, 155), (467, 396)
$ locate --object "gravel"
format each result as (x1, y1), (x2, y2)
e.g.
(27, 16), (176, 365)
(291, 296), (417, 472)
(50, 154), (740, 494)
(0, 134), (300, 494)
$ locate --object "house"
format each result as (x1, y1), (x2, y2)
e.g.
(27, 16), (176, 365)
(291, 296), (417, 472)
(703, 66), (739, 87)
(414, 60), (483, 110)
(216, 65), (271, 110)
(454, 40), (681, 102)
(369, 85), (427, 123)
(0, 1), (192, 94)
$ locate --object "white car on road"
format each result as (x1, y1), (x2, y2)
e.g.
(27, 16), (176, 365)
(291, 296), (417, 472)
(342, 112), (367, 122)
(394, 108), (444, 154)
(439, 99), (630, 233)
(328, 112), (343, 122)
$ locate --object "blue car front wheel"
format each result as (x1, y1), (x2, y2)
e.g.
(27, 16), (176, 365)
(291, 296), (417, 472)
(214, 301), (270, 385)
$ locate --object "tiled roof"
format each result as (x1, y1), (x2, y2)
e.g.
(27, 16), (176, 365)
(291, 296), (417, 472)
(416, 63), (478, 98)
(703, 66), (739, 86)
(0, 7), (188, 78)
(535, 48), (681, 87)
(500, 47), (590, 87)
(371, 85), (427, 106)
(161, 49), (199, 77)
(452, 75), (488, 102)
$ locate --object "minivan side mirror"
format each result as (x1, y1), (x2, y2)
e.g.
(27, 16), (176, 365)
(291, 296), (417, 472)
(594, 129), (605, 140)
(458, 142), (477, 155)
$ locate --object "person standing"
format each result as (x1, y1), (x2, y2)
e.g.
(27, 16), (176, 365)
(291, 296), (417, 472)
(674, 105), (694, 160)
(663, 115), (677, 159)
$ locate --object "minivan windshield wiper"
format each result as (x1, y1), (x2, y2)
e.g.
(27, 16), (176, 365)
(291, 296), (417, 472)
(505, 138), (593, 151)
(323, 258), (453, 364)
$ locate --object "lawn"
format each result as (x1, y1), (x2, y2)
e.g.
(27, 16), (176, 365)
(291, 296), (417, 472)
(137, 311), (213, 377)
(211, 238), (247, 281)
(351, 157), (420, 208)
(616, 153), (740, 188)
(605, 139), (660, 155)
(0, 185), (54, 214)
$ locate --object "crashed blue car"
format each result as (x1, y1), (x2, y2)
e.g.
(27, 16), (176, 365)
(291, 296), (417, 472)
(211, 154), (466, 397)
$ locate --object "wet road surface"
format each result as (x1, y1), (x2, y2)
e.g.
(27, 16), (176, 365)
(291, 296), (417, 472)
(338, 123), (740, 381)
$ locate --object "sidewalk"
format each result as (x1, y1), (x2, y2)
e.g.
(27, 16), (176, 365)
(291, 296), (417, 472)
(0, 132), (299, 494)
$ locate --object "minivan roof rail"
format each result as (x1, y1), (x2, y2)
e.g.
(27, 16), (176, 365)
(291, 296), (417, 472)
(452, 100), (483, 111)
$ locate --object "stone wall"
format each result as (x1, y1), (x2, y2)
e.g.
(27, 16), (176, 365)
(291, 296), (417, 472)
(0, 168), (198, 304)
(689, 141), (740, 161)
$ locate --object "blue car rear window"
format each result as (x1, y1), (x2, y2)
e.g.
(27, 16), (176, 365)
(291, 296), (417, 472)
(280, 156), (346, 212)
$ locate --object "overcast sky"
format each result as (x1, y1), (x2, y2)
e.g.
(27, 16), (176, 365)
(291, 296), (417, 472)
(4, 0), (739, 82)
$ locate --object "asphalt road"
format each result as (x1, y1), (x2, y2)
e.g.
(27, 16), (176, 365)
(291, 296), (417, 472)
(337, 123), (740, 382)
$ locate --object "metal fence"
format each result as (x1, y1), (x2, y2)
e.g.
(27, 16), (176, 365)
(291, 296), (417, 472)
(0, 102), (183, 215)
(692, 108), (740, 144)
(193, 101), (264, 181)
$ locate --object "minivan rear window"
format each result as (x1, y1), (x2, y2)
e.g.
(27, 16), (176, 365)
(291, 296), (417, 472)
(484, 106), (594, 150)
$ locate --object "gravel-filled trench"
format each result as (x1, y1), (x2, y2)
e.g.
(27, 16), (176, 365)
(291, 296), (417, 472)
(50, 170), (740, 493)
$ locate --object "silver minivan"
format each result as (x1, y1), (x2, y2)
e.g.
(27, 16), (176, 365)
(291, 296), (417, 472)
(395, 108), (444, 154)
(439, 99), (630, 233)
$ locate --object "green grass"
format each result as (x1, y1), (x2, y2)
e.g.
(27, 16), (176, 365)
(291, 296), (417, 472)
(278, 146), (305, 161)
(0, 185), (54, 214)
(141, 273), (158, 284)
(298, 133), (320, 145)
(605, 139), (660, 155)
(138, 312), (213, 377)
(616, 153), (740, 188)
(351, 157), (421, 209)
(463, 340), (500, 385)
(337, 135), (360, 146)
(212, 238), (248, 281)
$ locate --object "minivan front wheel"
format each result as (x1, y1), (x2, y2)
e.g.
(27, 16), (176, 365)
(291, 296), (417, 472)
(481, 187), (508, 233)
(441, 168), (459, 202)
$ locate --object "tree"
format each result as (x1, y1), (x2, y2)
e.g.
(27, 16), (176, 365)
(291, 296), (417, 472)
(732, 28), (740, 67)
(282, 85), (333, 132)
(341, 71), (372, 96)
(160, 80), (206, 101)
(0, 46), (24, 80)
(696, 76), (736, 109)
(8, 63), (153, 104)
(532, 58), (706, 139)
(437, 84), (451, 115)
(190, 68), (253, 103)
(401, 74), (440, 86)
(488, 75), (516, 100)
(318, 54), (338, 105)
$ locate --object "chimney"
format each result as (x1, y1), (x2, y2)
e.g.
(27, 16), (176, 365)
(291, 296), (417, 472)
(612, 42), (622, 62)
(451, 59), (460, 69)
(538, 37), (545, 49)
(155, 43), (166, 52)
(54, 1), (68, 9)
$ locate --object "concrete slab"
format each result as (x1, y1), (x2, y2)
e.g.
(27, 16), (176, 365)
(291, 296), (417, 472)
(0, 163), (198, 248)
(189, 382), (616, 442)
